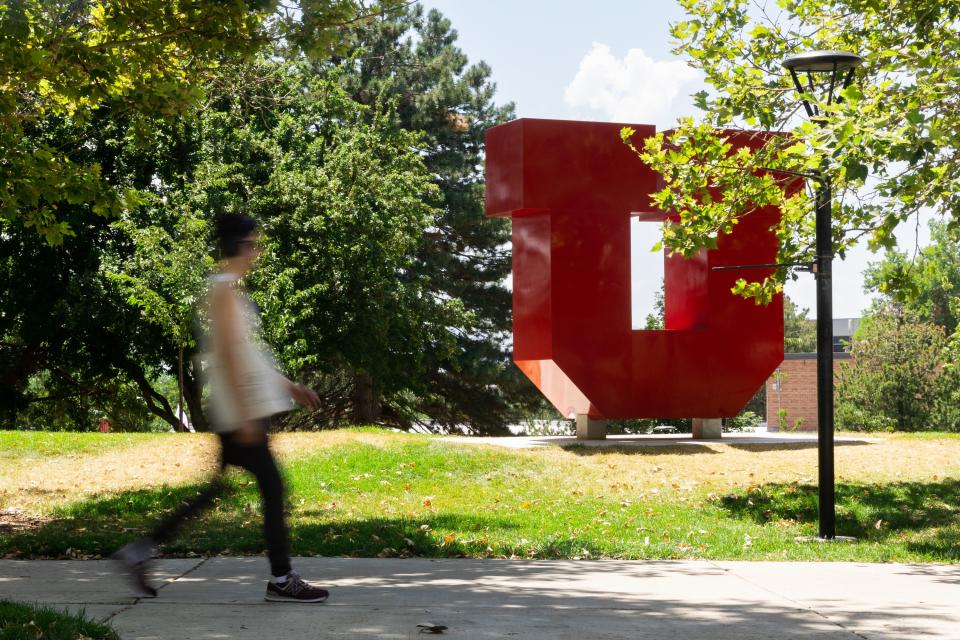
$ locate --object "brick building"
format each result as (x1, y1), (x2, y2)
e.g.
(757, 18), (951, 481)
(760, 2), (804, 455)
(764, 318), (859, 432)
(765, 352), (853, 431)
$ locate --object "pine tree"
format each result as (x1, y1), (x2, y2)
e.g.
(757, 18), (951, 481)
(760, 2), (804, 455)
(332, 5), (537, 432)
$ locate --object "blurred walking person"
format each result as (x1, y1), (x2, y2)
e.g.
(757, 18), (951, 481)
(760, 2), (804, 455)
(114, 213), (329, 603)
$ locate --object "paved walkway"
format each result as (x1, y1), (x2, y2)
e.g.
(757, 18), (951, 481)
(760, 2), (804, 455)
(2, 558), (957, 639)
(444, 432), (880, 449)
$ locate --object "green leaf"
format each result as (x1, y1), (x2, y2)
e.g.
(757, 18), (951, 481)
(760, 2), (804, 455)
(845, 161), (868, 182)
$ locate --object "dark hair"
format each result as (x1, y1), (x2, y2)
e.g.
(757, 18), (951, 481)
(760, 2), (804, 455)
(215, 213), (258, 258)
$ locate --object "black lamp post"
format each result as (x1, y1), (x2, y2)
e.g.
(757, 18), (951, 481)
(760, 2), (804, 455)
(781, 50), (863, 539)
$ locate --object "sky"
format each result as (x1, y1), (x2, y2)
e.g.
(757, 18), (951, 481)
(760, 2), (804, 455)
(419, 0), (931, 323)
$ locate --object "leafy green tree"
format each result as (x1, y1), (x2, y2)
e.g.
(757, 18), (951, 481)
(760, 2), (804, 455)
(865, 220), (960, 336)
(784, 295), (816, 353)
(862, 220), (960, 432)
(0, 103), (192, 431)
(2, 56), (442, 432)
(0, 216), (188, 431)
(836, 304), (945, 431)
(624, 0), (960, 303)
(1, 0), (393, 243)
(330, 5), (527, 431)
(930, 330), (960, 432)
(1, 3), (534, 434)
(643, 280), (665, 330)
(116, 59), (443, 430)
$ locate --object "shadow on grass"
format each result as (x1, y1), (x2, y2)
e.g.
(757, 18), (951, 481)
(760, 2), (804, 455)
(717, 478), (960, 560)
(723, 441), (873, 452)
(0, 480), (608, 561)
(561, 444), (721, 456)
(560, 440), (873, 457)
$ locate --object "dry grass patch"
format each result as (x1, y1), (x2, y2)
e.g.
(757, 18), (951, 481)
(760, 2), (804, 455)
(511, 433), (960, 499)
(0, 429), (412, 513)
(1, 435), (218, 513)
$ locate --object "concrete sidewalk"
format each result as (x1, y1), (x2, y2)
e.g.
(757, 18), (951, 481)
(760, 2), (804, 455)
(2, 558), (958, 639)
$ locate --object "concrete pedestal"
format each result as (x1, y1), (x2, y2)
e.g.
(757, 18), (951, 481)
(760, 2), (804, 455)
(692, 418), (722, 439)
(576, 415), (607, 440)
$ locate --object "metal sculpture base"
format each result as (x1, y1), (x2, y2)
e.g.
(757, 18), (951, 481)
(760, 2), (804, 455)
(692, 418), (723, 439)
(576, 415), (607, 440)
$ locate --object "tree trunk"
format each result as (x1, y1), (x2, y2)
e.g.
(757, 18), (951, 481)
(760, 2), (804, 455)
(182, 358), (210, 432)
(113, 357), (181, 431)
(177, 345), (186, 431)
(351, 370), (380, 425)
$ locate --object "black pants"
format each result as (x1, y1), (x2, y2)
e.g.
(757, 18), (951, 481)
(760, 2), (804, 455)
(151, 425), (292, 577)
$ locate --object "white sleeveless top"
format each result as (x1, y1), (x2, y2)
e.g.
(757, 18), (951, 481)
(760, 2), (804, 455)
(204, 273), (292, 431)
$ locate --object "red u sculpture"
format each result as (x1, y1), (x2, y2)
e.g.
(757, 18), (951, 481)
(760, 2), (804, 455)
(485, 119), (784, 437)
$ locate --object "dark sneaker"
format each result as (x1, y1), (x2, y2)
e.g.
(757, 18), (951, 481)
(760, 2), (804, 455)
(112, 538), (158, 598)
(264, 571), (329, 603)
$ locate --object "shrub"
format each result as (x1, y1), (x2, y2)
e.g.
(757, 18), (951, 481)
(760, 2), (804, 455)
(835, 307), (945, 431)
(726, 410), (761, 431)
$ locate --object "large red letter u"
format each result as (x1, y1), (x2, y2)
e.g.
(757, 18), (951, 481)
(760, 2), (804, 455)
(485, 119), (783, 420)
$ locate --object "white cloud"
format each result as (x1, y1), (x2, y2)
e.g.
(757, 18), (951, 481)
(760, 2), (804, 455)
(564, 43), (699, 126)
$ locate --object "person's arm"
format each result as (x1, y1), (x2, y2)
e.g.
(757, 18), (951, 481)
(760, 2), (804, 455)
(284, 377), (321, 411)
(267, 367), (321, 411)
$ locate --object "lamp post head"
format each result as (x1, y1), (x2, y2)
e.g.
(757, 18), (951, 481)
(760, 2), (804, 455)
(782, 50), (863, 118)
(782, 50), (863, 73)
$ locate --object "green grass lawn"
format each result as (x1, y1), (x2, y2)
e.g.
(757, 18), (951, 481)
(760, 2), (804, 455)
(2, 431), (958, 563)
(0, 600), (118, 640)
